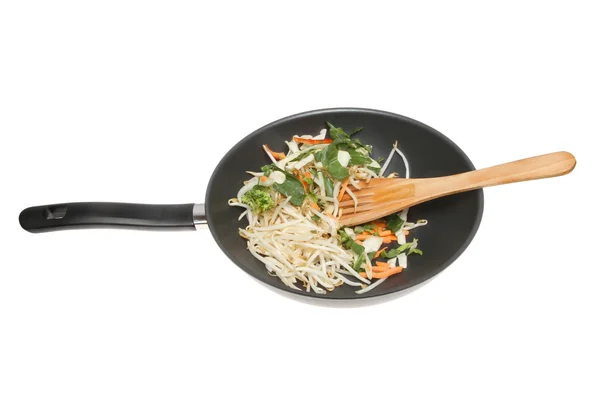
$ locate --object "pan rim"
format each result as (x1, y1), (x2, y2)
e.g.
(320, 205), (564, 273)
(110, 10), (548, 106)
(205, 107), (484, 300)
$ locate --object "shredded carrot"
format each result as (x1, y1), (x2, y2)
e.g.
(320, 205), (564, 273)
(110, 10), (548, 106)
(382, 235), (398, 244)
(355, 232), (372, 241)
(372, 262), (391, 272)
(377, 229), (392, 237)
(305, 171), (312, 179)
(260, 176), (268, 182)
(294, 170), (308, 191)
(360, 266), (403, 279)
(293, 137), (333, 145)
(263, 144), (285, 160)
(404, 230), (409, 236)
(374, 248), (386, 259)
(337, 178), (350, 201)
(310, 202), (319, 210)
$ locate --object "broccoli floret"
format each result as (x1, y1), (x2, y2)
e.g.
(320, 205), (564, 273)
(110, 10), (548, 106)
(241, 185), (275, 213)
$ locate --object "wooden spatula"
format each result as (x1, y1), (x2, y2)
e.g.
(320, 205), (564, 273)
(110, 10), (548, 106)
(338, 151), (576, 226)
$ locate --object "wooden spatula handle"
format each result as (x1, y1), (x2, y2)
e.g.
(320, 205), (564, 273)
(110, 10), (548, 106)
(427, 151), (576, 196)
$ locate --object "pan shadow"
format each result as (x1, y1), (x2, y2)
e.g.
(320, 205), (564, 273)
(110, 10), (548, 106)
(251, 275), (438, 308)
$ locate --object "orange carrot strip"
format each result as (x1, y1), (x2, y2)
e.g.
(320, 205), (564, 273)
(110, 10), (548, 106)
(374, 248), (386, 259)
(337, 178), (350, 201)
(372, 266), (390, 273)
(293, 137), (333, 145)
(404, 230), (409, 236)
(260, 176), (268, 182)
(360, 266), (403, 279)
(377, 229), (392, 237)
(355, 232), (372, 241)
(372, 262), (391, 272)
(382, 235), (398, 244)
(310, 202), (320, 210)
(263, 144), (285, 160)
(294, 170), (308, 192)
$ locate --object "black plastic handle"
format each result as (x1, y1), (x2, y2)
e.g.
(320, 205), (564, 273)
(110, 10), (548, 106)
(19, 202), (196, 233)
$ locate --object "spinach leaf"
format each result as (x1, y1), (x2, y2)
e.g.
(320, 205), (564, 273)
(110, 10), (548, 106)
(380, 242), (413, 259)
(408, 248), (423, 256)
(259, 164), (306, 206)
(347, 148), (372, 166)
(385, 214), (405, 233)
(314, 149), (327, 164)
(339, 228), (365, 256)
(295, 149), (316, 162)
(353, 252), (365, 271)
(327, 122), (349, 141)
(350, 127), (363, 136)
(275, 175), (305, 206)
(327, 158), (350, 180)
(323, 143), (350, 180)
(354, 223), (375, 234)
(367, 251), (376, 261)
(352, 138), (373, 154)
(323, 174), (335, 197)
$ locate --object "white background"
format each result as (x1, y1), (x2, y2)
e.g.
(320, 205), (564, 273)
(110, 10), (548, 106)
(1, 1), (598, 396)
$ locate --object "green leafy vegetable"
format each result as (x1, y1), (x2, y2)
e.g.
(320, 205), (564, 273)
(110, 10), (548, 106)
(367, 251), (376, 261)
(275, 174), (306, 206)
(380, 239), (423, 259)
(261, 164), (306, 205)
(339, 228), (365, 256)
(347, 148), (372, 166)
(311, 214), (320, 221)
(303, 176), (314, 185)
(307, 191), (325, 209)
(241, 185), (275, 213)
(354, 223), (375, 234)
(408, 248), (423, 256)
(314, 148), (327, 164)
(317, 123), (379, 180)
(261, 164), (274, 176)
(320, 143), (349, 181)
(326, 122), (372, 153)
(350, 127), (363, 136)
(353, 252), (365, 271)
(295, 149), (317, 162)
(380, 242), (413, 259)
(323, 174), (335, 197)
(327, 122), (348, 141)
(385, 214), (405, 233)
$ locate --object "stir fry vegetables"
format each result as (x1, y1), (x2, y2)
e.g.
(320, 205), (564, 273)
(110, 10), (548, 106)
(229, 123), (428, 294)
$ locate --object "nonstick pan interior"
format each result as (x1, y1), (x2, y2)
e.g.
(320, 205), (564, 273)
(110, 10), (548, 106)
(205, 108), (484, 299)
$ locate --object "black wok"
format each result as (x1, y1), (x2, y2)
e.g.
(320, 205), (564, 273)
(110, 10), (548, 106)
(19, 108), (484, 299)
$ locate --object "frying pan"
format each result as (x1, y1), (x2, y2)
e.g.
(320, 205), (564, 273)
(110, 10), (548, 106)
(19, 108), (484, 299)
